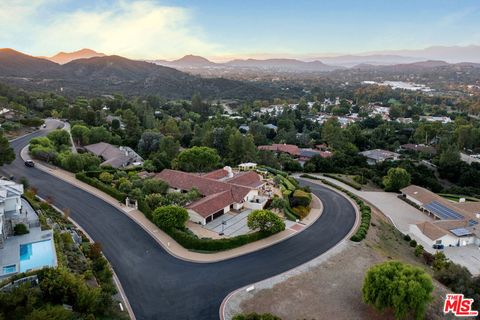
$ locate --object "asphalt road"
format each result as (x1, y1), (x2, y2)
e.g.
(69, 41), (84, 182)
(1, 128), (356, 320)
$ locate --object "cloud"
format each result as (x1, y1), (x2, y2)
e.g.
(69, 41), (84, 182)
(1, 0), (219, 59)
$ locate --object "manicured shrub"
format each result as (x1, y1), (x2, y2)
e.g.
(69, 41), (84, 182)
(409, 239), (417, 247)
(403, 234), (411, 242)
(75, 173), (126, 202)
(247, 210), (285, 234)
(14, 223), (29, 235)
(291, 206), (310, 219)
(233, 313), (281, 320)
(290, 189), (312, 207)
(152, 206), (189, 230)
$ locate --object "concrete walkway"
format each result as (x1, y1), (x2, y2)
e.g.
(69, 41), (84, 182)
(21, 146), (323, 263)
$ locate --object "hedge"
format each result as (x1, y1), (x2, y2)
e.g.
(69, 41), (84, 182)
(166, 228), (271, 252)
(290, 189), (312, 207)
(260, 166), (288, 177)
(75, 172), (126, 202)
(323, 173), (362, 190)
(300, 174), (371, 242)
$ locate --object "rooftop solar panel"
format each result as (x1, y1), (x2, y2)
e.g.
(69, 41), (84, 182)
(424, 201), (464, 220)
(449, 228), (472, 237)
(468, 219), (479, 226)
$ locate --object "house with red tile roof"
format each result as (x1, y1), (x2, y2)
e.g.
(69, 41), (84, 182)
(155, 168), (267, 225)
(257, 144), (332, 166)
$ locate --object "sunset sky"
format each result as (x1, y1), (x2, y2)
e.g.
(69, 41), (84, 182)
(1, 0), (479, 60)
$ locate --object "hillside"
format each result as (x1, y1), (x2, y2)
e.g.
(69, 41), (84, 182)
(0, 50), (273, 99)
(0, 48), (59, 76)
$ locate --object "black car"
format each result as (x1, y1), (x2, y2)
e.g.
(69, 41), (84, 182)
(24, 160), (35, 167)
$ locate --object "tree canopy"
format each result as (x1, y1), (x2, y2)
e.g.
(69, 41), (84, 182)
(173, 146), (221, 172)
(362, 261), (433, 320)
(247, 210), (285, 234)
(382, 167), (411, 192)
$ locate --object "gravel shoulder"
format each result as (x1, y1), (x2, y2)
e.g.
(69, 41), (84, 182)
(226, 207), (456, 320)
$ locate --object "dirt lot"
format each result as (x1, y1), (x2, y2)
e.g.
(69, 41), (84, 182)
(234, 209), (456, 320)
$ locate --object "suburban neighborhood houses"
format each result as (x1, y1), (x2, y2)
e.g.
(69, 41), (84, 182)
(402, 185), (480, 248)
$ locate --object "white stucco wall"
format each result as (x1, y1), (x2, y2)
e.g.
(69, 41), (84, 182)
(405, 195), (423, 207)
(187, 209), (206, 225)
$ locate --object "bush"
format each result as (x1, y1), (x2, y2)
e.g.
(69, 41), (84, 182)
(98, 172), (113, 184)
(166, 228), (269, 252)
(414, 245), (424, 257)
(14, 223), (29, 235)
(403, 234), (411, 241)
(291, 206), (310, 219)
(290, 189), (312, 207)
(409, 239), (417, 247)
(247, 210), (285, 234)
(233, 313), (281, 320)
(324, 173), (362, 190)
(75, 173), (126, 202)
(152, 206), (189, 230)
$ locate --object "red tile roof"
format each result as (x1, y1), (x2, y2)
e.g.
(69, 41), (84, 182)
(186, 190), (233, 216)
(225, 171), (264, 188)
(258, 144), (300, 156)
(155, 169), (261, 218)
(202, 168), (229, 180)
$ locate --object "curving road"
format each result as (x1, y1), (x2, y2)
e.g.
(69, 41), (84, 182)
(1, 127), (356, 320)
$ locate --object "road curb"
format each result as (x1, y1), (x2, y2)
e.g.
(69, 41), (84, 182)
(219, 178), (360, 320)
(21, 144), (325, 263)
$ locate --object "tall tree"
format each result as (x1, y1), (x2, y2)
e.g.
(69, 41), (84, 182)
(363, 261), (433, 320)
(0, 133), (15, 166)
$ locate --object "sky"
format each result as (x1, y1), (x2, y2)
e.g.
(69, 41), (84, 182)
(1, 0), (480, 60)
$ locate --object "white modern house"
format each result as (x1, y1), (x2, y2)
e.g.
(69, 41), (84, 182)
(0, 180), (24, 248)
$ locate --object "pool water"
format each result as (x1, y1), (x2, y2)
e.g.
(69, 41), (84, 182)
(2, 264), (16, 275)
(19, 239), (55, 272)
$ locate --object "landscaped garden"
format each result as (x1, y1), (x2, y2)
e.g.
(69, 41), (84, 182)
(0, 187), (128, 320)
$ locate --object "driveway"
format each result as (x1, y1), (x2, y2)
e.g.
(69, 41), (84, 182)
(1, 130), (357, 319)
(307, 175), (432, 234)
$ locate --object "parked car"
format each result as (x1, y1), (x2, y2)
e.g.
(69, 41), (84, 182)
(42, 123), (47, 128)
(24, 160), (35, 167)
(433, 244), (444, 250)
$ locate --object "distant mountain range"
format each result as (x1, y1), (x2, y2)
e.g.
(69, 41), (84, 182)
(1, 47), (480, 98)
(152, 55), (340, 72)
(47, 48), (106, 64)
(0, 48), (272, 99)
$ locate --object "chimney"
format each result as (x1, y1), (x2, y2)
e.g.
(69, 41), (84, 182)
(224, 166), (234, 178)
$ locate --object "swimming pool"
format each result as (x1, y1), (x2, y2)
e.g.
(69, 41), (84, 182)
(19, 239), (55, 273)
(2, 264), (16, 275)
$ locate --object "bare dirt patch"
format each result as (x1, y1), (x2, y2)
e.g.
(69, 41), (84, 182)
(234, 209), (455, 320)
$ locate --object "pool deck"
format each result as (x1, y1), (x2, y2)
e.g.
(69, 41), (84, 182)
(0, 200), (56, 279)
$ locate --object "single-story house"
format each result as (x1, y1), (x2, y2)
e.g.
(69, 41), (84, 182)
(401, 185), (480, 247)
(155, 168), (267, 225)
(359, 149), (400, 165)
(84, 142), (143, 168)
